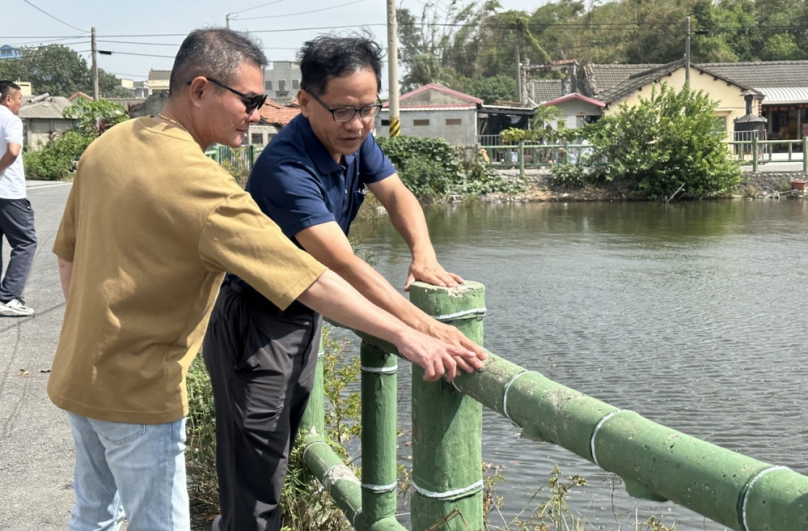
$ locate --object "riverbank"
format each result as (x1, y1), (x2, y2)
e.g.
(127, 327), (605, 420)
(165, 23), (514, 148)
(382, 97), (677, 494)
(480, 168), (808, 202)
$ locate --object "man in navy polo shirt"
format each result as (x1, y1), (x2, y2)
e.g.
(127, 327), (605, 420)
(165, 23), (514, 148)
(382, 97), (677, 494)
(203, 34), (485, 531)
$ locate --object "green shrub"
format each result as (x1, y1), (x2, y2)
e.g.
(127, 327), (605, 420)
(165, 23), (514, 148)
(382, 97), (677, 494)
(549, 162), (590, 189)
(23, 130), (94, 181)
(582, 83), (741, 200)
(377, 136), (525, 201)
(377, 136), (464, 201)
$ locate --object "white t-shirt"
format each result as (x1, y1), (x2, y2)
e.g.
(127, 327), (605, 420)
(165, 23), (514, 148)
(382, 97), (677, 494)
(0, 105), (26, 199)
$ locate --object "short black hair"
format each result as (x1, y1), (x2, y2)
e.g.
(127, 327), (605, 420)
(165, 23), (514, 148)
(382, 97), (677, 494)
(298, 32), (383, 96)
(0, 81), (21, 101)
(169, 28), (267, 97)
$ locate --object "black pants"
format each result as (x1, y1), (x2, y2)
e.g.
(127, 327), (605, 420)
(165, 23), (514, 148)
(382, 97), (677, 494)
(0, 197), (37, 302)
(203, 281), (322, 531)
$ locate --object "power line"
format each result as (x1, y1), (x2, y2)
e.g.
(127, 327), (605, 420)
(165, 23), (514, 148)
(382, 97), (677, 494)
(22, 0), (89, 33)
(229, 0), (288, 15)
(6, 21), (808, 43)
(240, 0), (368, 20)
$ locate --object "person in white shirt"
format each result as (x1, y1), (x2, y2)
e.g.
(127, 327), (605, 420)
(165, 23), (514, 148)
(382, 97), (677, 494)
(0, 81), (37, 316)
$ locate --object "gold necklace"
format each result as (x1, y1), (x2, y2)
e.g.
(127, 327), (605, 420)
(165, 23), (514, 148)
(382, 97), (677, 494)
(158, 113), (188, 133)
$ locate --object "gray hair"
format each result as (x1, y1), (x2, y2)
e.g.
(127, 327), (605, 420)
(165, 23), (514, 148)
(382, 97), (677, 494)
(169, 28), (267, 97)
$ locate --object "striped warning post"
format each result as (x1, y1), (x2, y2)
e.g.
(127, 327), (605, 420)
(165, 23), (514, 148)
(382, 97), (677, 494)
(389, 117), (400, 137)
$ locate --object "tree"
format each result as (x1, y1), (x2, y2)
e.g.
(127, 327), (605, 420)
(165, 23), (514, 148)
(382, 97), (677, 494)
(63, 99), (129, 136)
(581, 83), (741, 199)
(397, 0), (500, 91)
(0, 44), (128, 98)
(457, 75), (517, 103)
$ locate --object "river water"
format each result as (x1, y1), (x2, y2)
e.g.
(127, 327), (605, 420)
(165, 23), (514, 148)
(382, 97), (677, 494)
(345, 199), (808, 530)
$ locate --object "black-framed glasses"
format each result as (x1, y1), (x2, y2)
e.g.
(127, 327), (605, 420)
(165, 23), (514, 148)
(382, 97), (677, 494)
(307, 91), (382, 123)
(187, 77), (267, 114)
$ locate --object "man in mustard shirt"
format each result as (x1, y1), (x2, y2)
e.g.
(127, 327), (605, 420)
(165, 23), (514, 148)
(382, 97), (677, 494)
(49, 28), (485, 531)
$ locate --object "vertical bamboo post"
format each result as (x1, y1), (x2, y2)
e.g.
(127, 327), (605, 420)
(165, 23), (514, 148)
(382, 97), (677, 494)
(752, 136), (759, 173)
(299, 337), (325, 438)
(360, 340), (399, 528)
(803, 136), (808, 173)
(409, 282), (485, 531)
(519, 140), (525, 178)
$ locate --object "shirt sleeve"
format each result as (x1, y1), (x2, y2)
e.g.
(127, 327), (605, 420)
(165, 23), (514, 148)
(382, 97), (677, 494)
(53, 178), (78, 261)
(198, 191), (327, 310)
(4, 116), (22, 145)
(359, 134), (396, 184)
(249, 157), (336, 240)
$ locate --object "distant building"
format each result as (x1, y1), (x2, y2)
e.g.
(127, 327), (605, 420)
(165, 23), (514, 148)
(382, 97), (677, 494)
(121, 78), (150, 98)
(247, 99), (301, 147)
(0, 45), (23, 60)
(146, 69), (171, 94)
(19, 95), (75, 149)
(264, 61), (301, 103)
(376, 83), (482, 146)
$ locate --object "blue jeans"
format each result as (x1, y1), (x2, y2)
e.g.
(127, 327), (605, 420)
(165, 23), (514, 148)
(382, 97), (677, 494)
(66, 412), (190, 531)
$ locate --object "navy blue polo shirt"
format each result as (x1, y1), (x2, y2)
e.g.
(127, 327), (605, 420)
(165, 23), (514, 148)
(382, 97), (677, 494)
(231, 114), (396, 311)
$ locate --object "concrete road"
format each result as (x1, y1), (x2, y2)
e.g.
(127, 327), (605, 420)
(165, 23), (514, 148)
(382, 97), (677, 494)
(0, 181), (76, 530)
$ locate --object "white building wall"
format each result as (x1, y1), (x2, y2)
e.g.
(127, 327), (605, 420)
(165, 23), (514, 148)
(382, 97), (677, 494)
(23, 119), (75, 149)
(375, 108), (477, 145)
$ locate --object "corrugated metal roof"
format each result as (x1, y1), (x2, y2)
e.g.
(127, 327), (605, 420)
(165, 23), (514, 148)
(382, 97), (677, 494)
(19, 96), (73, 119)
(698, 61), (808, 88)
(587, 64), (662, 96)
(755, 86), (808, 104)
(525, 79), (563, 103)
(380, 106), (476, 111)
(148, 69), (172, 81)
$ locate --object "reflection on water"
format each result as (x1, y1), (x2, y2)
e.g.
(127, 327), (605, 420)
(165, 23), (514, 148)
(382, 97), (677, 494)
(349, 200), (808, 530)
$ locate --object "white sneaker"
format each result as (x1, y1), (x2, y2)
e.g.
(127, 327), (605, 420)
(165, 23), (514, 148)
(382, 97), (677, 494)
(0, 298), (35, 317)
(211, 515), (221, 531)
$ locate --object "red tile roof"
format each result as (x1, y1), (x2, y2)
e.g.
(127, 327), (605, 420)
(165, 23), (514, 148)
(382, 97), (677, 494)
(259, 99), (300, 127)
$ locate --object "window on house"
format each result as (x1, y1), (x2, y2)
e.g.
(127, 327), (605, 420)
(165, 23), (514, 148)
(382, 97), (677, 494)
(265, 80), (272, 91)
(278, 80), (286, 91)
(445, 118), (461, 125)
(292, 80), (299, 89)
(381, 119), (390, 126)
(714, 115), (727, 134)
(413, 119), (429, 126)
(251, 133), (264, 145)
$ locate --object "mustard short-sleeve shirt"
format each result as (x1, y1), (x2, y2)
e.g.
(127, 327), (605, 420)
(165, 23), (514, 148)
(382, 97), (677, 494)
(49, 117), (326, 424)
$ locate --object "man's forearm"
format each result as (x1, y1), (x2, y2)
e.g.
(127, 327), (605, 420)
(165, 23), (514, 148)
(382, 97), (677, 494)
(382, 187), (435, 260)
(58, 258), (73, 300)
(0, 149), (18, 176)
(297, 270), (411, 344)
(332, 255), (434, 332)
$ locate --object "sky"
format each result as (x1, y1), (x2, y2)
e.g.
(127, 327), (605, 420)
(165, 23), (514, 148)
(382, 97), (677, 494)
(0, 0), (544, 96)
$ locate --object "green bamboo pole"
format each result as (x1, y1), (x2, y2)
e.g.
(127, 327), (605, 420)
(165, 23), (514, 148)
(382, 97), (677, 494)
(803, 136), (808, 173)
(360, 340), (399, 528)
(408, 282), (485, 531)
(300, 433), (364, 527)
(299, 338), (325, 438)
(447, 349), (808, 531)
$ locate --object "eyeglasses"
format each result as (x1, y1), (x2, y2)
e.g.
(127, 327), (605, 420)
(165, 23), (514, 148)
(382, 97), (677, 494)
(307, 91), (382, 123)
(187, 77), (267, 114)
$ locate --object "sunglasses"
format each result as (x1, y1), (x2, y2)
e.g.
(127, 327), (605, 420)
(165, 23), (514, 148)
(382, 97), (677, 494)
(187, 77), (267, 114)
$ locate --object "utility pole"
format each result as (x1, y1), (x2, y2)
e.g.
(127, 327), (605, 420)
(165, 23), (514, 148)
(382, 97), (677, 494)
(685, 16), (691, 84)
(91, 27), (99, 100)
(386, 0), (400, 137)
(226, 14), (231, 28)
